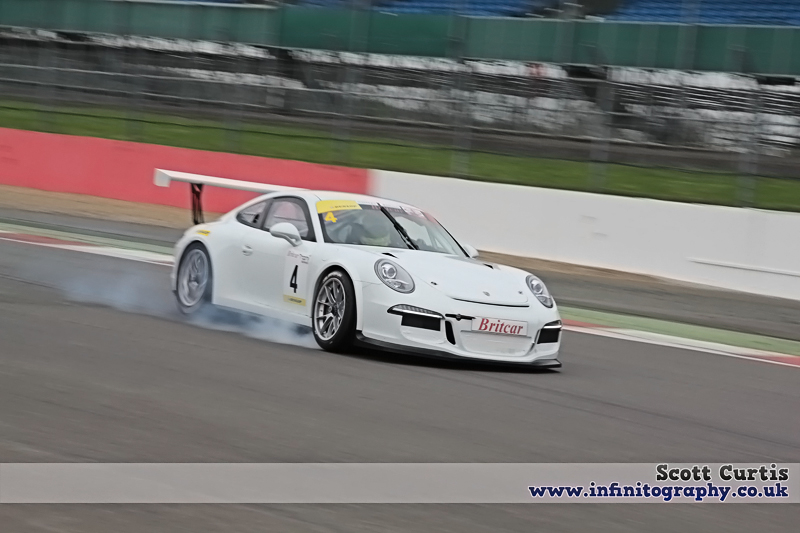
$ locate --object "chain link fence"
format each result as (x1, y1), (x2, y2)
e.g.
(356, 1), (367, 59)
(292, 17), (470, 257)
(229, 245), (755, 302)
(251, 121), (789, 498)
(1, 27), (799, 204)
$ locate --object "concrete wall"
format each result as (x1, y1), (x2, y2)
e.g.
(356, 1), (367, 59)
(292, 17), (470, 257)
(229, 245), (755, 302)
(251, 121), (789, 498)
(372, 170), (800, 301)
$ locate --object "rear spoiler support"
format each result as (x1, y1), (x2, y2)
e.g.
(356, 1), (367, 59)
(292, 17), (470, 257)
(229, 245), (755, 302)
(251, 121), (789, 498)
(191, 183), (205, 225)
(154, 169), (307, 225)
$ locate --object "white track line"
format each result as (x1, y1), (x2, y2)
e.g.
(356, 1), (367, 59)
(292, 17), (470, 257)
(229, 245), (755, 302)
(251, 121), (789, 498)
(3, 232), (799, 365)
(0, 236), (174, 266)
(565, 325), (800, 368)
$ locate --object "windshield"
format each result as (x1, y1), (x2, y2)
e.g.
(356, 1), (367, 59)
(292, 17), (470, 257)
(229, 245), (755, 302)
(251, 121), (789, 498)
(317, 200), (465, 256)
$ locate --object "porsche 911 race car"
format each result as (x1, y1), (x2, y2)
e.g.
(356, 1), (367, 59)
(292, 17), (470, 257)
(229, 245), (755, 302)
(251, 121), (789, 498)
(171, 190), (562, 367)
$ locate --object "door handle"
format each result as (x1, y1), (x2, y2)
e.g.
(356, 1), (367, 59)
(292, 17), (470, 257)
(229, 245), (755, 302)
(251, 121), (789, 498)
(242, 244), (253, 256)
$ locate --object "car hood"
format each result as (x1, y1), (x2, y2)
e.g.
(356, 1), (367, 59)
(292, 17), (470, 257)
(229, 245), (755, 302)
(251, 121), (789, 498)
(387, 251), (530, 306)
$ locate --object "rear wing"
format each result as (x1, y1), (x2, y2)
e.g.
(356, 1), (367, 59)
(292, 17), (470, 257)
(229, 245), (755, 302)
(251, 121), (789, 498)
(154, 169), (306, 224)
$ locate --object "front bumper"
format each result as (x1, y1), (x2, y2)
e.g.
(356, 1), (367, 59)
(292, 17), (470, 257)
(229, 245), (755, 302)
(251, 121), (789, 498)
(359, 281), (562, 365)
(354, 332), (561, 368)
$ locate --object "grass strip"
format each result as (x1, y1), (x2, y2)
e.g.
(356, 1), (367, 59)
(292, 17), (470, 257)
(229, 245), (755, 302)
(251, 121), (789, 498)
(561, 306), (800, 356)
(3, 100), (800, 211)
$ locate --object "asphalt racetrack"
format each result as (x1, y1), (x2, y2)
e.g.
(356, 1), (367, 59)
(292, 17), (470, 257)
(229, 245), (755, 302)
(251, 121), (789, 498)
(0, 236), (798, 532)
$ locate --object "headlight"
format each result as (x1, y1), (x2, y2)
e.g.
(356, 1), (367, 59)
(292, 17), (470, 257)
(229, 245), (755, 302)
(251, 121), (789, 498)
(375, 259), (415, 293)
(526, 275), (553, 308)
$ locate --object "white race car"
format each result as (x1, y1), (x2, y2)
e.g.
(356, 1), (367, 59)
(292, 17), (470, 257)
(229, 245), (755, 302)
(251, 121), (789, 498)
(171, 190), (562, 367)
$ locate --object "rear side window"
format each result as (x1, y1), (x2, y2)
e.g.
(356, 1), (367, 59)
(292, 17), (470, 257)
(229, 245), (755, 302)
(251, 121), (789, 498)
(236, 200), (268, 228)
(264, 198), (316, 241)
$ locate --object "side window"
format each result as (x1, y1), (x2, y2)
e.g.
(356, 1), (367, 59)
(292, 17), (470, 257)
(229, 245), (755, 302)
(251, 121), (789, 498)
(264, 198), (316, 241)
(236, 200), (269, 228)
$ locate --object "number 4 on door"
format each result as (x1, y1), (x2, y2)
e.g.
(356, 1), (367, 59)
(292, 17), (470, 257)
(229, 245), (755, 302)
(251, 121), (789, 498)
(289, 265), (298, 293)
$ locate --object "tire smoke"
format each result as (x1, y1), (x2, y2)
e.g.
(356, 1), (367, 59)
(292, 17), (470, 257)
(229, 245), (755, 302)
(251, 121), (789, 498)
(16, 257), (318, 349)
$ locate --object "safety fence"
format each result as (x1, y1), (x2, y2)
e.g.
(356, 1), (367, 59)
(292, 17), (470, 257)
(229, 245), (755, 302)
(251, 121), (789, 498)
(1, 29), (799, 210)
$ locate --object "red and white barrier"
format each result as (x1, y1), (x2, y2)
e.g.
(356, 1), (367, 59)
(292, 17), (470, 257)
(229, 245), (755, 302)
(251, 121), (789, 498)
(2, 127), (799, 301)
(0, 128), (368, 213)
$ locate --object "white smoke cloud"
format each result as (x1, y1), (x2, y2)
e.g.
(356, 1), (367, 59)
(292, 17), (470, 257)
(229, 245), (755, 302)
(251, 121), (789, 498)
(18, 258), (318, 350)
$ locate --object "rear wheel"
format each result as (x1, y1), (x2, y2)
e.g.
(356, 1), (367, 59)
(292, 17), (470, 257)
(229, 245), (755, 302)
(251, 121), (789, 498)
(312, 270), (356, 352)
(176, 243), (212, 315)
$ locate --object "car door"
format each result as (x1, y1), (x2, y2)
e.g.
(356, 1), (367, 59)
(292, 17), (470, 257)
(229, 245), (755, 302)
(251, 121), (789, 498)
(238, 196), (317, 318)
(214, 198), (270, 310)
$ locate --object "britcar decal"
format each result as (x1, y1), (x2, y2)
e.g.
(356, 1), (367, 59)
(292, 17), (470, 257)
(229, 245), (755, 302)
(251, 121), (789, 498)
(283, 295), (307, 306)
(471, 317), (529, 336)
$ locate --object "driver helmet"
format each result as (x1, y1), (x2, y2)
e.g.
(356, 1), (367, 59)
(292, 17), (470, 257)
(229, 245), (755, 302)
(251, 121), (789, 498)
(360, 210), (393, 246)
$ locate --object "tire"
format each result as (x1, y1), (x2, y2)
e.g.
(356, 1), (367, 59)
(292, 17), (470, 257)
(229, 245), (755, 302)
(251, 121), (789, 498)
(312, 270), (356, 352)
(175, 242), (213, 315)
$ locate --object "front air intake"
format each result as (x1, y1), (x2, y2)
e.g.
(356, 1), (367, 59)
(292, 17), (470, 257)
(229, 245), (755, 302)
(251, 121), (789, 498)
(445, 321), (456, 345)
(388, 305), (443, 331)
(537, 320), (562, 344)
(401, 314), (441, 331)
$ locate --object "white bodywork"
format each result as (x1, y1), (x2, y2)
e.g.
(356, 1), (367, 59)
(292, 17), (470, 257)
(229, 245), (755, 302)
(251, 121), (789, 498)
(171, 190), (561, 365)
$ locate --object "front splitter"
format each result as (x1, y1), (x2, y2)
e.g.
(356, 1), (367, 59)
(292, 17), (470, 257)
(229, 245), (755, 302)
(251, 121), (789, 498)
(354, 332), (561, 369)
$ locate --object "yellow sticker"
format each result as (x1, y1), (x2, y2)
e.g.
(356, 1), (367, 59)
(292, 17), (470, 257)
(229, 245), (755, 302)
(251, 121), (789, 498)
(316, 200), (361, 213)
(196, 229), (210, 236)
(283, 295), (307, 306)
(324, 211), (338, 223)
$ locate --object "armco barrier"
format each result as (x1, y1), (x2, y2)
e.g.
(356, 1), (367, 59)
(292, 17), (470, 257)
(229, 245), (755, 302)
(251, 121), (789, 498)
(0, 128), (368, 213)
(372, 170), (800, 301)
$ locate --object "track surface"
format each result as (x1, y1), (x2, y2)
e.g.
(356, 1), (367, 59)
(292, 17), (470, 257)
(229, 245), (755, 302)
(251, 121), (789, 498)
(0, 238), (798, 532)
(5, 206), (800, 341)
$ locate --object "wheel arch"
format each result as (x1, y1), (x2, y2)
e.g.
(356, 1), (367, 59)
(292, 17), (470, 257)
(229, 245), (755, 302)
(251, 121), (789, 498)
(312, 262), (365, 331)
(174, 239), (215, 313)
(174, 239), (214, 296)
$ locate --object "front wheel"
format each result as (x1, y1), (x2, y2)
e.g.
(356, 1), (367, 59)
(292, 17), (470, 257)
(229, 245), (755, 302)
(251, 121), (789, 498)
(175, 243), (213, 315)
(312, 270), (356, 352)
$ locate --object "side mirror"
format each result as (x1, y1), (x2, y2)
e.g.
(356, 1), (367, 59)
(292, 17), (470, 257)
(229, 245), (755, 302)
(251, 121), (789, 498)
(463, 244), (479, 258)
(270, 222), (302, 247)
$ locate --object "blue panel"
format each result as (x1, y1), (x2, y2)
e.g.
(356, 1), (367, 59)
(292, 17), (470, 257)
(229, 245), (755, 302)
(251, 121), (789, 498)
(604, 0), (800, 25)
